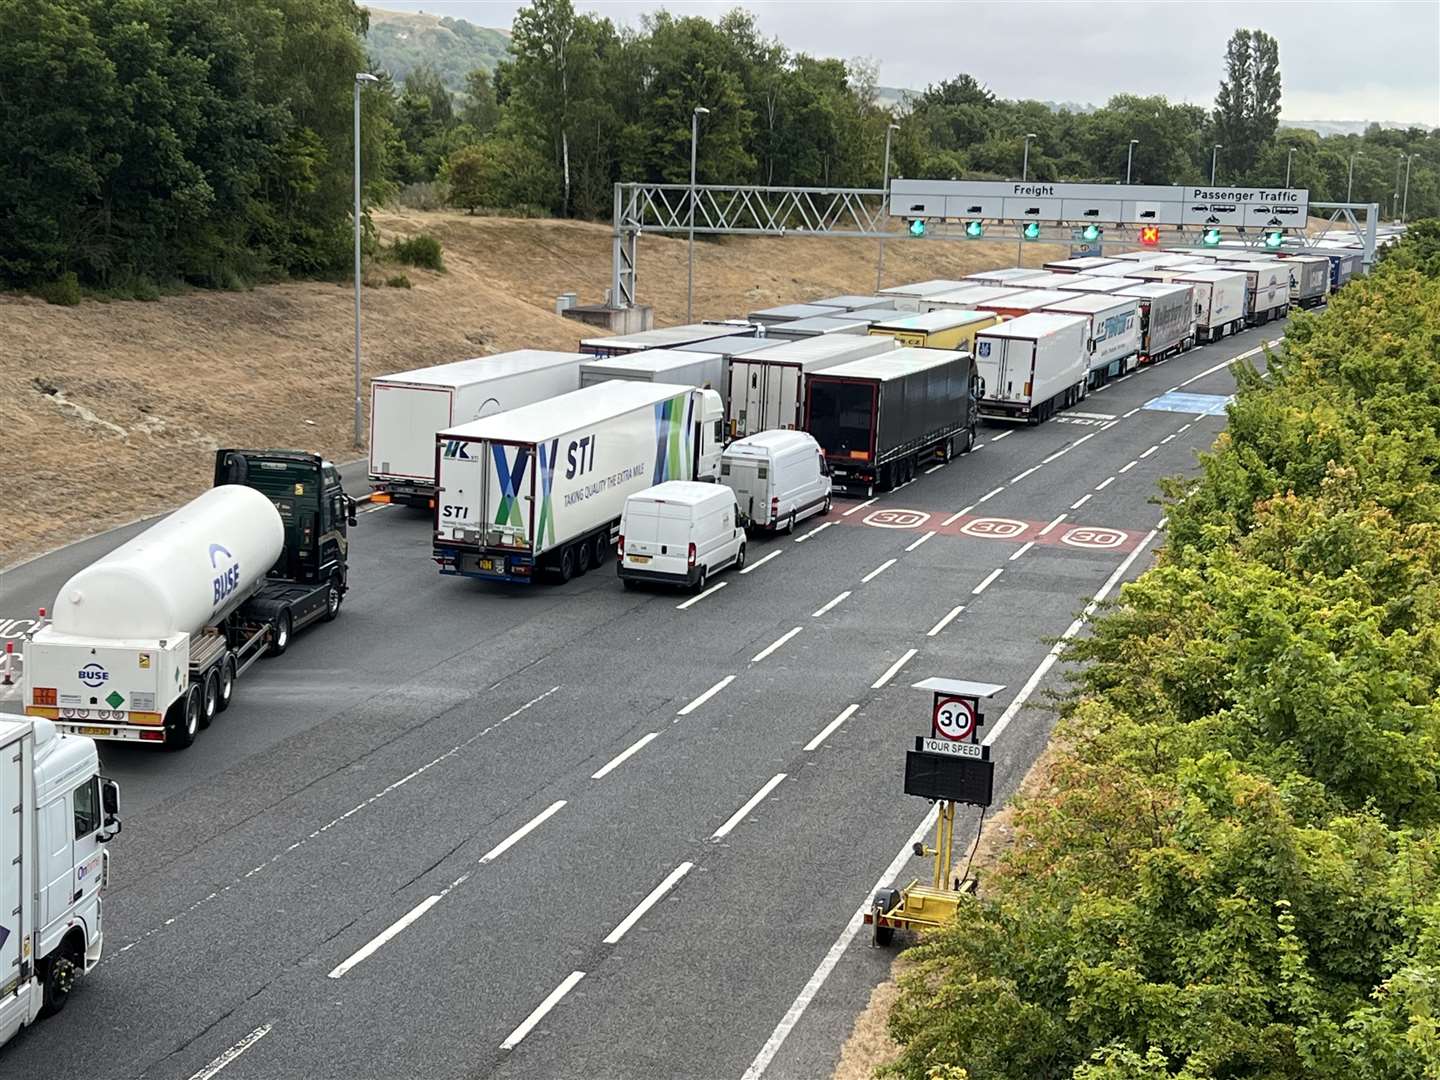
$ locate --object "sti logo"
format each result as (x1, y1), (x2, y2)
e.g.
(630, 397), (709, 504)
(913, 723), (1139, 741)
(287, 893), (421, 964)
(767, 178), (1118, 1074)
(442, 441), (473, 460)
(209, 542), (242, 607)
(78, 663), (109, 688)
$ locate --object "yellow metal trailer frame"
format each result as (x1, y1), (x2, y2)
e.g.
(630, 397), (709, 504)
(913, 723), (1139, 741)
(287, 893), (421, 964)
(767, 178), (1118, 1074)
(865, 800), (970, 944)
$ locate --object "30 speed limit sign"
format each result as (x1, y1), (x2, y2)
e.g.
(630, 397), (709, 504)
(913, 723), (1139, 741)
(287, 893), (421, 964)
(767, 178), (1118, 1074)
(932, 695), (977, 741)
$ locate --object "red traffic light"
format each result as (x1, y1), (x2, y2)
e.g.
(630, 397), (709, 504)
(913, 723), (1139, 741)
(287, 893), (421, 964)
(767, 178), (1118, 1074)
(1139, 226), (1160, 246)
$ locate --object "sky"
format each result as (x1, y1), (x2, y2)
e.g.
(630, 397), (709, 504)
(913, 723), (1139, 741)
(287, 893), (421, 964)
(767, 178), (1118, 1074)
(373, 0), (1440, 126)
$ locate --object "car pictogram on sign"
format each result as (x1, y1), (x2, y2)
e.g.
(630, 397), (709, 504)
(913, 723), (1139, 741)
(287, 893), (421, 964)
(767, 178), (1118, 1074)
(863, 509), (932, 529)
(1061, 526), (1128, 549)
(959, 517), (1028, 540)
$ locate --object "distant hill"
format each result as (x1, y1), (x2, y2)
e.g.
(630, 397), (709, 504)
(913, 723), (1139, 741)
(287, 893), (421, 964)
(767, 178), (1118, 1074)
(363, 7), (510, 91)
(1279, 119), (1434, 137)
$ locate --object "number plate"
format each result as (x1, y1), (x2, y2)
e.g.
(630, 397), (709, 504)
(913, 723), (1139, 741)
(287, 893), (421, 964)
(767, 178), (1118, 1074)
(78, 726), (111, 737)
(628, 554), (651, 564)
(477, 558), (494, 571)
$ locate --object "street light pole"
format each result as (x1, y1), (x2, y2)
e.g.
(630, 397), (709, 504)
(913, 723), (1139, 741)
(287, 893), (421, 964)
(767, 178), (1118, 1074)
(353, 72), (378, 450)
(1018, 133), (1036, 267)
(1285, 147), (1297, 188)
(1211, 144), (1222, 184)
(1126, 139), (1138, 184)
(1347, 151), (1358, 202)
(1402, 154), (1416, 222)
(1393, 153), (1404, 219)
(687, 106), (709, 324)
(876, 123), (900, 292)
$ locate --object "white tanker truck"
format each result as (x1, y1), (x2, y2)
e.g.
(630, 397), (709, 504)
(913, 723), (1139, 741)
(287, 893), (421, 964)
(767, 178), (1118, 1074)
(22, 450), (355, 749)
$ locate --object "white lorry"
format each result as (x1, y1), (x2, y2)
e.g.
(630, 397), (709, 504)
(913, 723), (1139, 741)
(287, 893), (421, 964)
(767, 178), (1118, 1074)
(579, 324), (752, 358)
(0, 717), (119, 1049)
(368, 351), (587, 507)
(1041, 294), (1142, 386)
(973, 313), (1091, 424)
(1212, 260), (1290, 326)
(433, 382), (723, 584)
(580, 349), (727, 404)
(1174, 268), (1249, 343)
(726, 334), (897, 439)
(876, 280), (971, 312)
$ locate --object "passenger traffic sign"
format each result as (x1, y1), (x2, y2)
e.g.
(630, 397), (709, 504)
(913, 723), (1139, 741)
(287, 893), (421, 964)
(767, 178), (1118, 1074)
(932, 695), (977, 741)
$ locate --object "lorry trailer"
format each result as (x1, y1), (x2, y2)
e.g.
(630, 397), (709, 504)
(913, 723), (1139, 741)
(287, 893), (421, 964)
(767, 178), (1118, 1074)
(1173, 268), (1248, 343)
(1113, 282), (1195, 363)
(1050, 275), (1130, 294)
(725, 333), (896, 439)
(868, 309), (998, 352)
(1043, 256), (1119, 273)
(1211, 260), (1290, 326)
(580, 349), (727, 403)
(0, 717), (119, 1049)
(973, 313), (1090, 423)
(877, 280), (971, 312)
(962, 268), (1051, 288)
(433, 381), (723, 584)
(674, 335), (775, 364)
(1040, 294), (1141, 385)
(974, 289), (1079, 319)
(807, 295), (889, 312)
(24, 450), (354, 749)
(369, 351), (586, 507)
(763, 316), (868, 340)
(1283, 254), (1331, 308)
(806, 347), (979, 493)
(823, 307), (909, 327)
(579, 323), (754, 357)
(747, 303), (838, 326)
(920, 285), (1025, 312)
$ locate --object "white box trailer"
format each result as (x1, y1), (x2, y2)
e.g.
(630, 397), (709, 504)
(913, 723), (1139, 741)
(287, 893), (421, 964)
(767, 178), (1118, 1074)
(1174, 268), (1248, 342)
(674, 335), (775, 363)
(726, 334), (897, 439)
(580, 349), (727, 404)
(824, 307), (909, 326)
(807, 294), (890, 311)
(0, 717), (118, 1051)
(1041, 294), (1142, 385)
(1212, 260), (1290, 326)
(1043, 256), (1119, 273)
(877, 280), (971, 312)
(580, 323), (754, 357)
(1051, 275), (1131, 294)
(920, 286), (1025, 312)
(963, 268), (1052, 287)
(973, 313), (1090, 424)
(763, 316), (869, 340)
(369, 351), (587, 505)
(747, 303), (837, 326)
(1113, 282), (1196, 362)
(433, 382), (723, 584)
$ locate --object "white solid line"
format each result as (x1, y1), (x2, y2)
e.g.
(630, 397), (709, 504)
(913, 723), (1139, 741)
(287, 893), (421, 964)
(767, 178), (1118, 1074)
(805, 704), (858, 751)
(871, 648), (917, 689)
(678, 674), (736, 715)
(480, 800), (568, 862)
(752, 627), (803, 663)
(1160, 434), (1176, 444)
(1009, 541), (1034, 562)
(1038, 513), (1067, 537)
(500, 971), (586, 1051)
(1095, 476), (1115, 491)
(740, 550), (781, 575)
(905, 531), (935, 552)
(328, 894), (443, 979)
(984, 527), (1160, 747)
(812, 591), (850, 617)
(1119, 460), (1137, 473)
(795, 521), (833, 543)
(1011, 466), (1039, 482)
(972, 567), (1003, 595)
(603, 863), (695, 943)
(924, 463), (945, 474)
(978, 486), (1005, 503)
(991, 430), (1013, 441)
(941, 504), (974, 526)
(1122, 407), (1141, 418)
(1071, 493), (1093, 510)
(740, 806), (940, 1080)
(712, 776), (787, 841)
(676, 580), (727, 610)
(591, 734), (660, 780)
(186, 1025), (274, 1080)
(861, 558), (897, 584)
(842, 498), (877, 517)
(926, 605), (965, 637)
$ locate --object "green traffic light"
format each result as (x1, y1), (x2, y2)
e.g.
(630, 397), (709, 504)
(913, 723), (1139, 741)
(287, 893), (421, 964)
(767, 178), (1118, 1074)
(1264, 230), (1284, 249)
(964, 220), (983, 238)
(1202, 227), (1223, 246)
(1082, 224), (1101, 242)
(1023, 222), (1041, 240)
(909, 218), (927, 237)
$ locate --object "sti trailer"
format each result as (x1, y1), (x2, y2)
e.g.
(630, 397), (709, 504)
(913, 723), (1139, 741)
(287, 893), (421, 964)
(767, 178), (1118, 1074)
(1174, 268), (1248, 343)
(433, 381), (723, 584)
(580, 349), (727, 404)
(806, 348), (979, 493)
(579, 323), (754, 358)
(1212, 260), (1290, 326)
(868, 309), (998, 352)
(369, 350), (586, 507)
(1113, 282), (1195, 363)
(1041, 294), (1142, 385)
(726, 334), (897, 439)
(973, 313), (1090, 424)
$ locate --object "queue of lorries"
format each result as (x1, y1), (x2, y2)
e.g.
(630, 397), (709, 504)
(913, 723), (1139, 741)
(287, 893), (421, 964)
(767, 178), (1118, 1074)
(0, 239), (1358, 1049)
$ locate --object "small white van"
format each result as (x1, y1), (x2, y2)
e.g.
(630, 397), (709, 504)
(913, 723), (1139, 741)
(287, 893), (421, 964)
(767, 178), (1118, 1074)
(721, 430), (832, 532)
(618, 481), (746, 591)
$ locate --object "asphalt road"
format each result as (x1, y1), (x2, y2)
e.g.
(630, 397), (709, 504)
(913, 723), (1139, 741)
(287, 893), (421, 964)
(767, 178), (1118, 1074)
(0, 324), (1281, 1080)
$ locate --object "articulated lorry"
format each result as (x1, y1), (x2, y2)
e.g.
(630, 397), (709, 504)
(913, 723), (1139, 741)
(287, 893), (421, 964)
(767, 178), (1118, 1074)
(726, 334), (897, 439)
(806, 348), (979, 493)
(580, 349), (727, 404)
(1212, 260), (1290, 326)
(1174, 268), (1248, 343)
(869, 309), (997, 352)
(579, 323), (752, 357)
(0, 717), (120, 1049)
(369, 351), (587, 507)
(24, 450), (353, 749)
(1114, 282), (1195, 363)
(973, 313), (1091, 423)
(433, 382), (723, 584)
(1041, 294), (1142, 386)
(1283, 254), (1331, 309)
(877, 280), (971, 312)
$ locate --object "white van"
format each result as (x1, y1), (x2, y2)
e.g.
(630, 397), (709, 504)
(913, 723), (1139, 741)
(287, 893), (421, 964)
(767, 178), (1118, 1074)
(721, 429), (832, 532)
(618, 482), (746, 591)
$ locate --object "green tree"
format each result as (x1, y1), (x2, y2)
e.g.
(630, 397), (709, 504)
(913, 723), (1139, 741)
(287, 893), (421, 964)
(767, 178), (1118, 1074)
(1213, 28), (1282, 179)
(460, 68), (500, 135)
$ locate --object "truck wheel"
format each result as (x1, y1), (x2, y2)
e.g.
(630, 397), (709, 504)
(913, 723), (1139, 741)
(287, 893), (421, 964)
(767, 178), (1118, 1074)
(692, 566), (708, 592)
(784, 511), (796, 535)
(819, 495), (832, 516)
(38, 950), (78, 1017)
(322, 575), (343, 622)
(165, 685), (201, 750)
(200, 669), (220, 729)
(576, 540), (593, 576)
(734, 542), (747, 570)
(216, 654), (236, 713)
(268, 609), (292, 657)
(556, 546), (575, 583)
(962, 428), (976, 453)
(591, 534), (610, 567)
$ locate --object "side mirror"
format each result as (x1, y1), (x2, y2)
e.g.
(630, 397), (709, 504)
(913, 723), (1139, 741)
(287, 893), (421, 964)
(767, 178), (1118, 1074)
(100, 778), (121, 840)
(347, 497), (359, 527)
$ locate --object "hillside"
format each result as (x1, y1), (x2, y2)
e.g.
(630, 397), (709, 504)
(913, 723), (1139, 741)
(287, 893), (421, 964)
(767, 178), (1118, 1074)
(363, 7), (509, 89)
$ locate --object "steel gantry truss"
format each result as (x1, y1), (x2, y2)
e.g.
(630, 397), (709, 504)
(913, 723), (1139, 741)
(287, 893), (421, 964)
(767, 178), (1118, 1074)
(610, 182), (1381, 310)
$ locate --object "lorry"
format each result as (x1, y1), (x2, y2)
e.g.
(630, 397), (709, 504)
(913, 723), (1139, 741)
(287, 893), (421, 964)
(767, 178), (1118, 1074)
(869, 309), (998, 351)
(674, 335), (775, 364)
(877, 280), (971, 312)
(1043, 256), (1119, 273)
(974, 289), (1079, 319)
(920, 285), (1025, 312)
(1041, 294), (1142, 386)
(973, 313), (1090, 423)
(369, 351), (587, 507)
(23, 450), (354, 749)
(1306, 247), (1362, 289)
(747, 303), (838, 327)
(432, 382), (723, 584)
(807, 294), (889, 312)
(1113, 282), (1195, 363)
(1174, 268), (1248, 343)
(1211, 260), (1290, 326)
(1051, 275), (1130, 295)
(805, 347), (980, 493)
(0, 717), (120, 1049)
(579, 323), (753, 357)
(1283, 253), (1331, 308)
(580, 349), (727, 404)
(962, 268), (1051, 288)
(725, 333), (896, 439)
(763, 316), (868, 340)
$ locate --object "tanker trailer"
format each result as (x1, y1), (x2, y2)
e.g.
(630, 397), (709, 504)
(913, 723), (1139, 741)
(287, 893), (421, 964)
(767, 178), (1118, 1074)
(22, 449), (354, 749)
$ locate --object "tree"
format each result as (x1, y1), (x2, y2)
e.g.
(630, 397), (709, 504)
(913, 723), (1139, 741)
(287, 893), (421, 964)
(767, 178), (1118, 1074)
(1213, 28), (1282, 179)
(460, 68), (500, 135)
(441, 137), (557, 212)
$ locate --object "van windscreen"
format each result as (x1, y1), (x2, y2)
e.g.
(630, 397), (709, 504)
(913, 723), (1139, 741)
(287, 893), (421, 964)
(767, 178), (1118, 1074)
(807, 380), (873, 456)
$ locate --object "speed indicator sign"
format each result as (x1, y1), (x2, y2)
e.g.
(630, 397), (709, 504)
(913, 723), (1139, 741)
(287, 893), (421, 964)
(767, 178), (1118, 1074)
(932, 696), (977, 741)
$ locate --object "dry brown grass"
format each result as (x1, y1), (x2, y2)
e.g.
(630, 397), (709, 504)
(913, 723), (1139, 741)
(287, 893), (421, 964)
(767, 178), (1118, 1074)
(1, 209), (1063, 567)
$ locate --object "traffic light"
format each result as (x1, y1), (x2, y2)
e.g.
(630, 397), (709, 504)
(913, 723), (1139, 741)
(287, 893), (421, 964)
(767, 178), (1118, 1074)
(964, 220), (984, 239)
(1082, 224), (1102, 242)
(1022, 221), (1041, 241)
(1202, 227), (1223, 247)
(1139, 226), (1160, 246)
(1264, 230), (1284, 249)
(908, 218), (927, 238)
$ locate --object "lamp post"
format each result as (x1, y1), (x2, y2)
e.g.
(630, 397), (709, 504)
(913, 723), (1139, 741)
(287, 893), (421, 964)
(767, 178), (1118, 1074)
(1285, 147), (1297, 188)
(1126, 138), (1138, 184)
(1393, 153), (1405, 219)
(1022, 132), (1037, 181)
(687, 106), (709, 324)
(353, 71), (379, 450)
(1346, 150), (1359, 202)
(1402, 154), (1416, 222)
(876, 123), (900, 291)
(1211, 144), (1222, 184)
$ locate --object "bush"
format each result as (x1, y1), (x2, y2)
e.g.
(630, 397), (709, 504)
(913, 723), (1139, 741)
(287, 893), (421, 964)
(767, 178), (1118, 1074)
(34, 272), (81, 306)
(392, 182), (448, 211)
(440, 137), (559, 214)
(388, 233), (444, 271)
(385, 273), (412, 289)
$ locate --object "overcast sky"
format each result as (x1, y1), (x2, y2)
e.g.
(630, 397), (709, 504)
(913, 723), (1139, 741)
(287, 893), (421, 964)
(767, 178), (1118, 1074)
(374, 0), (1439, 125)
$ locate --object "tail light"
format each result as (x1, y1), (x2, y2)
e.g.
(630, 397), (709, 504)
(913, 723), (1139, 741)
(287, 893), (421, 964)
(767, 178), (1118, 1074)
(688, 543), (697, 566)
(771, 496), (779, 520)
(617, 534), (625, 556)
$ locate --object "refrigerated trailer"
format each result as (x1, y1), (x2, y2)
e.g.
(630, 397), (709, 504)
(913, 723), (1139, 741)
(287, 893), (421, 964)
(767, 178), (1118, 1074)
(369, 351), (587, 506)
(806, 348), (979, 493)
(869, 309), (997, 351)
(1040, 294), (1141, 386)
(974, 289), (1079, 319)
(1113, 283), (1195, 363)
(762, 317), (868, 340)
(1044, 256), (1119, 273)
(1212, 261), (1290, 326)
(579, 323), (754, 357)
(1051, 275), (1131, 295)
(747, 304), (837, 326)
(580, 349), (727, 403)
(920, 286), (1025, 312)
(433, 382), (723, 584)
(1174, 269), (1248, 343)
(963, 268), (1052, 288)
(807, 295), (890, 312)
(973, 313), (1090, 423)
(725, 334), (897, 439)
